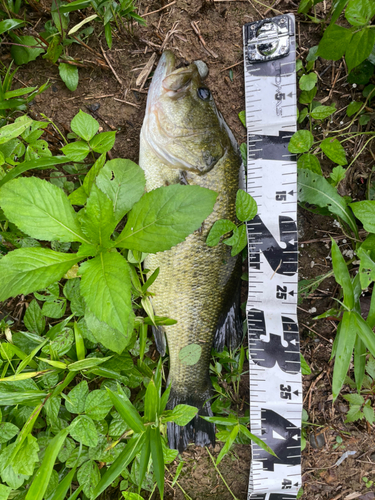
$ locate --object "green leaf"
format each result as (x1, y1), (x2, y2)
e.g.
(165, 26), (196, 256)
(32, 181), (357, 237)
(299, 73), (317, 91)
(49, 463), (77, 500)
(347, 101), (363, 117)
(0, 177), (88, 243)
(84, 308), (129, 354)
(320, 137), (347, 165)
(162, 404), (198, 426)
(297, 153), (322, 174)
(350, 200), (375, 232)
(24, 299), (45, 335)
(288, 130), (314, 153)
(61, 141), (90, 161)
(96, 159), (146, 222)
(331, 0), (349, 24)
(0, 19), (24, 35)
(106, 388), (145, 433)
(310, 105), (336, 120)
(25, 428), (69, 500)
(357, 247), (375, 289)
(346, 28), (375, 73)
(105, 22), (112, 49)
(80, 252), (134, 342)
(216, 424), (239, 465)
(298, 169), (358, 236)
(347, 59), (374, 84)
(345, 0), (375, 26)
(343, 393), (364, 405)
(354, 311), (375, 358)
(363, 404), (374, 424)
(345, 405), (363, 422)
(224, 223), (247, 256)
(0, 248), (81, 301)
(10, 35), (45, 65)
(64, 380), (88, 414)
(68, 356), (111, 371)
(13, 434), (39, 475)
(0, 156), (69, 189)
(329, 165), (346, 187)
(300, 353), (311, 375)
(144, 379), (158, 423)
(240, 142), (247, 166)
(331, 238), (354, 309)
(0, 391), (47, 406)
(80, 185), (116, 246)
(0, 422), (19, 444)
(71, 110), (99, 141)
(0, 485), (11, 500)
(178, 344), (202, 366)
(70, 415), (99, 447)
(332, 311), (357, 400)
(150, 427), (164, 499)
(77, 460), (101, 498)
(238, 110), (246, 127)
(59, 63), (79, 92)
(82, 153), (106, 195)
(90, 131), (116, 153)
(91, 433), (146, 499)
(299, 87), (317, 104)
(236, 189), (257, 222)
(85, 390), (113, 420)
(69, 185), (87, 205)
(206, 219), (236, 247)
(0, 117), (32, 145)
(239, 424), (277, 456)
(317, 24), (353, 60)
(115, 184), (217, 253)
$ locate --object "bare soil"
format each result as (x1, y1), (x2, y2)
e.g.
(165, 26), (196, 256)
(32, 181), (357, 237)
(2, 0), (375, 498)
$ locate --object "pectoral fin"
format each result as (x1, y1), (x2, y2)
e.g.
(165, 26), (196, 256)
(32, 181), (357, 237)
(152, 325), (167, 356)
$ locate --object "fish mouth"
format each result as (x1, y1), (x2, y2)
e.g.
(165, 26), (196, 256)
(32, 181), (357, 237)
(146, 50), (177, 110)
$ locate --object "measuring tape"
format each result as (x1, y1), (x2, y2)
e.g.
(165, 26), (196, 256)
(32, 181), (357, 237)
(243, 14), (302, 500)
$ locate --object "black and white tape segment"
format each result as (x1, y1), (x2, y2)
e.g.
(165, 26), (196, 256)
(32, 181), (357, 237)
(243, 14), (302, 500)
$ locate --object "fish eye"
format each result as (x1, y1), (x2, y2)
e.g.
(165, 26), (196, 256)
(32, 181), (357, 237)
(197, 87), (211, 100)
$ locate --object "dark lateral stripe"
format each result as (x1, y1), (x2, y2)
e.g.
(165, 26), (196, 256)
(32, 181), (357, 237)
(248, 132), (297, 161)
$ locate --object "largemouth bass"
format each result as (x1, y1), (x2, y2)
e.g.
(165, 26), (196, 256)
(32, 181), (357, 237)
(139, 51), (243, 452)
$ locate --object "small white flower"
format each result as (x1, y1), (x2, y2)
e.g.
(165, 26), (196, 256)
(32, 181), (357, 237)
(340, 121), (344, 125)
(352, 83), (357, 88)
(308, 307), (317, 314)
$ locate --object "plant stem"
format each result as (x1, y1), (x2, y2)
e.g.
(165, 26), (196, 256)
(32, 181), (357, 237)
(205, 447), (240, 500)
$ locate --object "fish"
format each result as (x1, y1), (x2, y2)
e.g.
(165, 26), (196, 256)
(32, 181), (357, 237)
(139, 50), (244, 452)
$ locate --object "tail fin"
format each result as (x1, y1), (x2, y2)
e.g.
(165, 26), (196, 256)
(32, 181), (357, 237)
(213, 280), (244, 352)
(167, 386), (215, 452)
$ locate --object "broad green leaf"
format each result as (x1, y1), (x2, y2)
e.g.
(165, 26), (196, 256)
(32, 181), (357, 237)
(299, 87), (317, 104)
(317, 24), (352, 60)
(297, 153), (322, 174)
(85, 390), (113, 420)
(320, 137), (347, 165)
(331, 238), (354, 309)
(84, 308), (129, 354)
(0, 19), (24, 35)
(80, 185), (117, 245)
(288, 130), (313, 153)
(115, 184), (217, 253)
(347, 101), (363, 117)
(80, 252), (134, 341)
(59, 0), (90, 12)
(77, 460), (101, 498)
(25, 428), (69, 500)
(61, 141), (90, 161)
(24, 299), (45, 335)
(90, 131), (116, 153)
(59, 63), (79, 92)
(343, 393), (364, 405)
(350, 200), (375, 232)
(162, 404), (198, 426)
(69, 185), (87, 205)
(236, 189), (257, 221)
(329, 165), (346, 186)
(0, 117), (32, 145)
(346, 28), (375, 72)
(82, 153), (106, 195)
(345, 0), (375, 25)
(299, 72), (317, 91)
(216, 424), (239, 465)
(10, 35), (45, 65)
(178, 344), (202, 366)
(332, 311), (356, 400)
(357, 247), (375, 289)
(0, 422), (19, 444)
(363, 404), (374, 424)
(71, 110), (99, 141)
(345, 405), (363, 422)
(310, 105), (336, 120)
(0, 177), (88, 242)
(298, 169), (358, 236)
(0, 485), (11, 500)
(150, 427), (164, 499)
(347, 60), (374, 84)
(105, 22), (112, 49)
(206, 219), (236, 247)
(96, 159), (146, 222)
(70, 415), (98, 447)
(64, 380), (88, 414)
(13, 434), (39, 475)
(0, 248), (81, 301)
(91, 433), (146, 499)
(106, 388), (145, 433)
(224, 223), (247, 256)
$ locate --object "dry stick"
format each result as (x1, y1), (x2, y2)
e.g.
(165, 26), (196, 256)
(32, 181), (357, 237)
(71, 35), (107, 64)
(191, 21), (218, 58)
(136, 52), (157, 89)
(99, 42), (123, 86)
(220, 60), (243, 72)
(114, 97), (140, 108)
(143, 0), (176, 16)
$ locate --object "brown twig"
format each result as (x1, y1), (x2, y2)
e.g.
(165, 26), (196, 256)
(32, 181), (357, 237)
(220, 60), (243, 72)
(99, 42), (123, 86)
(113, 97), (140, 109)
(143, 0), (176, 16)
(191, 21), (218, 58)
(71, 35), (107, 64)
(136, 52), (157, 90)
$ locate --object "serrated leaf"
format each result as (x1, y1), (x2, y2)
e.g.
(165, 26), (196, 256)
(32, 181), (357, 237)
(0, 248), (81, 302)
(317, 24), (352, 60)
(77, 460), (101, 498)
(64, 380), (88, 414)
(59, 63), (79, 92)
(115, 184), (217, 253)
(345, 405), (363, 422)
(24, 299), (45, 335)
(96, 159), (146, 222)
(84, 308), (129, 354)
(0, 177), (88, 243)
(288, 130), (314, 153)
(206, 219), (236, 247)
(70, 415), (98, 447)
(299, 72), (317, 91)
(343, 393), (364, 405)
(71, 110), (99, 141)
(85, 390), (113, 420)
(236, 189), (257, 222)
(80, 252), (134, 343)
(80, 185), (116, 246)
(298, 169), (358, 236)
(297, 153), (322, 174)
(363, 404), (374, 424)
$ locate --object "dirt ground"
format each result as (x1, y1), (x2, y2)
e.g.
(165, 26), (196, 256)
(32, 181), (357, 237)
(3, 0), (375, 498)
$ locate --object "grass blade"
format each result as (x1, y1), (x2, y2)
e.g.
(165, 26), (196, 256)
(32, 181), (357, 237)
(107, 388), (145, 433)
(332, 311), (356, 400)
(150, 427), (164, 499)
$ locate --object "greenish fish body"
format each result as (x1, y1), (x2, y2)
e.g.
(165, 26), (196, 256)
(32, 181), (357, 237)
(139, 51), (243, 451)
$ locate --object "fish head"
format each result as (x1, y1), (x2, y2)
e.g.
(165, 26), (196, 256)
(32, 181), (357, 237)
(142, 50), (231, 174)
